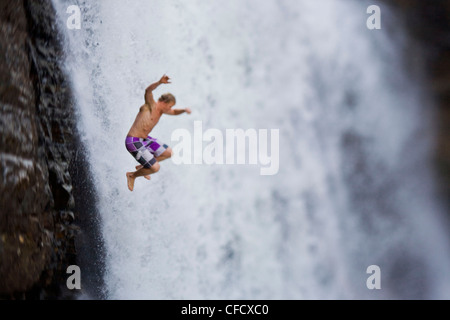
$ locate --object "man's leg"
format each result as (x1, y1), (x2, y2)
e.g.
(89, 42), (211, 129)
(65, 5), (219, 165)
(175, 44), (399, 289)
(127, 162), (161, 191)
(156, 147), (173, 162)
(135, 166), (152, 180)
(135, 148), (172, 175)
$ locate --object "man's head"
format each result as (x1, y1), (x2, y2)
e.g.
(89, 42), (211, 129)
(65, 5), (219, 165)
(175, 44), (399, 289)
(158, 93), (176, 110)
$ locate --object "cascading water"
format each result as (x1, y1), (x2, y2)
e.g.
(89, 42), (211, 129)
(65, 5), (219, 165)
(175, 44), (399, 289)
(52, 0), (450, 299)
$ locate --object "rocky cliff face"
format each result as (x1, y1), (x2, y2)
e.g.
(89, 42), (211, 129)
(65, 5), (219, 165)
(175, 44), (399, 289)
(0, 0), (78, 299)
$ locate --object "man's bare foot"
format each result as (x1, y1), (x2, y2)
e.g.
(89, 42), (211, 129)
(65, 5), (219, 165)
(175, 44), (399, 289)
(135, 165), (151, 180)
(126, 172), (135, 191)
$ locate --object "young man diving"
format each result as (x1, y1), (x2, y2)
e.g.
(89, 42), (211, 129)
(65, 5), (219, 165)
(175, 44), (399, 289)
(125, 74), (191, 191)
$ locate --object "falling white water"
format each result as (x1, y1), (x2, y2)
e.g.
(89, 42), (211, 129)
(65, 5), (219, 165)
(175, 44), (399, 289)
(53, 0), (450, 299)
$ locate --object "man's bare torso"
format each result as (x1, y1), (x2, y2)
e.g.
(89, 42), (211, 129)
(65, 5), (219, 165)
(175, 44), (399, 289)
(127, 103), (162, 138)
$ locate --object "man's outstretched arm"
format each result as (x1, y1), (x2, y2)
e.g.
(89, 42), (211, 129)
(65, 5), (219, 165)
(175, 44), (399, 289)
(145, 74), (171, 105)
(164, 107), (192, 116)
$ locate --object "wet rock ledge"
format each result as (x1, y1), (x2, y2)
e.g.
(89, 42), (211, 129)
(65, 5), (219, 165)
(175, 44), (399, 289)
(0, 0), (79, 299)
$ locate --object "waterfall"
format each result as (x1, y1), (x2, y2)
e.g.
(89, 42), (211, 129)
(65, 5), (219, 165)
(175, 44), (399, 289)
(53, 0), (450, 299)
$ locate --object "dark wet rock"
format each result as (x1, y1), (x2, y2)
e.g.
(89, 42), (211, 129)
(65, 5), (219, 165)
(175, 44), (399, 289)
(380, 0), (450, 206)
(0, 0), (79, 299)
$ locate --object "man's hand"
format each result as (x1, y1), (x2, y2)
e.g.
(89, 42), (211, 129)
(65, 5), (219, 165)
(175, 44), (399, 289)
(145, 75), (171, 104)
(185, 107), (192, 114)
(160, 74), (171, 84)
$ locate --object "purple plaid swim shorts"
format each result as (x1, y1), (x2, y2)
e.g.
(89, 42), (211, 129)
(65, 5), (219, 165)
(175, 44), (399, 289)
(125, 136), (169, 168)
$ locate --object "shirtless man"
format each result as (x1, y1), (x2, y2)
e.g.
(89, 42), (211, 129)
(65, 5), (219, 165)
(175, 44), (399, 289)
(125, 74), (191, 191)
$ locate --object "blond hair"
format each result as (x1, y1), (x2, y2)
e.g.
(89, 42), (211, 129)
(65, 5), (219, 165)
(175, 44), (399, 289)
(159, 93), (176, 105)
